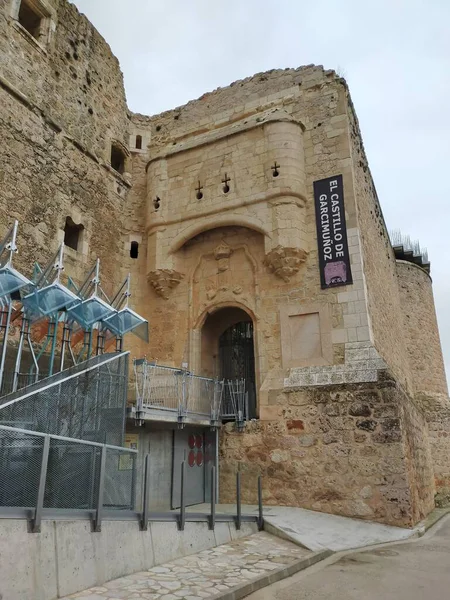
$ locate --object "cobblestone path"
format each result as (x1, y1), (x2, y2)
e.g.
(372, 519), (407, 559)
(63, 532), (309, 600)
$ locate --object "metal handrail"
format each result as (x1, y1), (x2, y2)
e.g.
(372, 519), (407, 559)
(134, 359), (225, 426)
(0, 424), (138, 452)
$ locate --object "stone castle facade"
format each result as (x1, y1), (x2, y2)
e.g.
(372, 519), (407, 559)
(1, 0), (449, 526)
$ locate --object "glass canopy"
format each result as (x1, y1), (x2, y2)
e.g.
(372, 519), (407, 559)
(66, 295), (117, 329)
(103, 307), (149, 342)
(0, 265), (33, 300)
(23, 281), (80, 317)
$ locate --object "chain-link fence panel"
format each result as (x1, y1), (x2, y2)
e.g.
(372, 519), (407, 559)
(44, 438), (101, 509)
(0, 425), (137, 511)
(104, 447), (136, 510)
(0, 353), (128, 445)
(0, 426), (44, 507)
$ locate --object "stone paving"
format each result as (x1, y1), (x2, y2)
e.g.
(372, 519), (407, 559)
(63, 532), (310, 600)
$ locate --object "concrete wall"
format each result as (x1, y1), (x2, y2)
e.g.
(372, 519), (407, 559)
(129, 426), (174, 511)
(0, 518), (257, 600)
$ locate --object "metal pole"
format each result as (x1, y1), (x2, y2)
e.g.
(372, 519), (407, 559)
(32, 435), (50, 533)
(236, 470), (242, 531)
(48, 319), (58, 377)
(27, 328), (39, 384)
(12, 316), (27, 392)
(258, 475), (264, 531)
(140, 454), (150, 531)
(0, 303), (12, 394)
(94, 445), (107, 532)
(209, 465), (216, 530)
(215, 428), (219, 502)
(178, 460), (186, 531)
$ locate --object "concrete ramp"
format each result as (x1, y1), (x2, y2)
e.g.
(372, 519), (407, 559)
(188, 504), (421, 552)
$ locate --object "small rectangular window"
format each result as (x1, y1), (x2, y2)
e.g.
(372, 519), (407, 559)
(18, 0), (43, 40)
(130, 241), (139, 259)
(111, 144), (126, 174)
(64, 217), (84, 251)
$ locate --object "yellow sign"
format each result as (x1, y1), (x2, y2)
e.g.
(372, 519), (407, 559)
(119, 433), (139, 470)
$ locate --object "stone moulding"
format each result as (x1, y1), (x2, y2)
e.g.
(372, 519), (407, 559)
(147, 269), (184, 299)
(264, 246), (308, 282)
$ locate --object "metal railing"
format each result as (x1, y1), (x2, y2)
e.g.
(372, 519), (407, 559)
(0, 423), (264, 533)
(222, 379), (249, 430)
(0, 424), (137, 532)
(134, 360), (225, 427)
(0, 353), (129, 446)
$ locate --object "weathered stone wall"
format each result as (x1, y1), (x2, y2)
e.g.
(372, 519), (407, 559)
(131, 67), (374, 383)
(423, 397), (450, 504)
(396, 260), (448, 397)
(0, 0), (149, 359)
(0, 0), (129, 158)
(220, 371), (435, 527)
(346, 99), (412, 391)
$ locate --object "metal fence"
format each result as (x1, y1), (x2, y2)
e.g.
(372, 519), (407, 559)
(134, 360), (224, 426)
(0, 424), (137, 531)
(0, 424), (263, 534)
(0, 370), (48, 397)
(221, 379), (248, 429)
(0, 352), (129, 446)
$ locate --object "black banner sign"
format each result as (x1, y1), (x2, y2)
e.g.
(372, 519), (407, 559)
(313, 174), (353, 289)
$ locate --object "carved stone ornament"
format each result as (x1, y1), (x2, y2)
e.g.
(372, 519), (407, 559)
(213, 242), (233, 272)
(148, 269), (184, 299)
(264, 246), (308, 282)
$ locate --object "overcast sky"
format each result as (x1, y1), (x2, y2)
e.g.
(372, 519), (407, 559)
(72, 0), (450, 384)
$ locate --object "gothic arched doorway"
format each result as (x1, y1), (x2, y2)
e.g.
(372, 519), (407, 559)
(201, 307), (257, 420)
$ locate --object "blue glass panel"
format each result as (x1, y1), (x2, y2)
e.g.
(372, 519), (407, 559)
(67, 296), (116, 328)
(0, 265), (33, 299)
(103, 307), (149, 342)
(23, 282), (80, 317)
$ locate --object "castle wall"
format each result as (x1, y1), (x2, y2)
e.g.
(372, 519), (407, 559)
(0, 0), (149, 359)
(396, 260), (448, 397)
(0, 0), (446, 527)
(128, 66), (439, 525)
(0, 0), (129, 158)
(346, 100), (412, 391)
(220, 374), (435, 527)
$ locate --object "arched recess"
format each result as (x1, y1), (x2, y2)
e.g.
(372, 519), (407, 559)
(169, 214), (271, 255)
(199, 305), (258, 419)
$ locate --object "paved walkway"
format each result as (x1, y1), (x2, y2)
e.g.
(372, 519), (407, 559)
(63, 532), (310, 600)
(189, 504), (419, 551)
(246, 515), (450, 600)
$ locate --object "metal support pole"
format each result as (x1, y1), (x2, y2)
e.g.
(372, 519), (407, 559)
(236, 471), (242, 530)
(209, 465), (216, 530)
(48, 319), (58, 377)
(258, 475), (264, 531)
(115, 336), (123, 353)
(140, 454), (151, 531)
(94, 445), (107, 532)
(59, 322), (72, 372)
(27, 329), (39, 384)
(32, 435), (50, 533)
(178, 460), (186, 531)
(0, 303), (12, 394)
(12, 316), (28, 392)
(96, 329), (105, 356)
